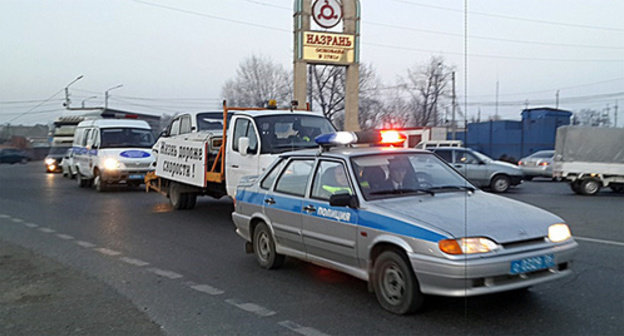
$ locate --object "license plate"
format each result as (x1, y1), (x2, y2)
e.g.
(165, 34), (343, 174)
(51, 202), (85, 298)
(510, 254), (555, 274)
(129, 174), (144, 180)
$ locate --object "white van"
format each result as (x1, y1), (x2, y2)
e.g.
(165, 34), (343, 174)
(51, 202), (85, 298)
(73, 119), (155, 191)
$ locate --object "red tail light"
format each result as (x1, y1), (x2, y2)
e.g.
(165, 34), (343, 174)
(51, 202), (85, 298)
(379, 130), (406, 145)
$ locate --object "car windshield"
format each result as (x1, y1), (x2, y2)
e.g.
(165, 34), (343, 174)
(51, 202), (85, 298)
(48, 146), (70, 155)
(254, 114), (335, 154)
(196, 112), (232, 131)
(351, 152), (474, 200)
(100, 128), (154, 148)
(53, 125), (77, 136)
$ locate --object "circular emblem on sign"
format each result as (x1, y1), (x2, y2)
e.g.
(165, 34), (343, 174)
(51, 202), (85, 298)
(312, 0), (343, 29)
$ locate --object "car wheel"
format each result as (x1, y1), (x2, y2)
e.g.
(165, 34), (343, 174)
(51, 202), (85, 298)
(490, 175), (511, 193)
(570, 181), (582, 194)
(184, 193), (197, 209)
(580, 179), (600, 196)
(524, 176), (533, 181)
(93, 170), (107, 192)
(77, 173), (88, 188)
(169, 183), (187, 210)
(253, 222), (284, 269)
(373, 250), (423, 315)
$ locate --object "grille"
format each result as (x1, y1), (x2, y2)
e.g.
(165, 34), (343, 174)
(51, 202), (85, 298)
(501, 237), (547, 250)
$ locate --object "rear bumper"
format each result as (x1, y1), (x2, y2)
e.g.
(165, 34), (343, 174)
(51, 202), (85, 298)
(521, 166), (552, 177)
(409, 239), (578, 297)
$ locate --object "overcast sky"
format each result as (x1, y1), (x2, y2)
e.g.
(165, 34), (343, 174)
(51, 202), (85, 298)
(1, 0), (623, 126)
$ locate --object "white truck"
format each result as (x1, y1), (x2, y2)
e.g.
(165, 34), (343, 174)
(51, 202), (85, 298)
(146, 103), (336, 209)
(553, 126), (624, 195)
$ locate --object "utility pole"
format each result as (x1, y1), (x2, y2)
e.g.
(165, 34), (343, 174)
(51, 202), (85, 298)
(451, 71), (456, 140)
(64, 75), (84, 109)
(307, 65), (313, 110)
(556, 90), (560, 109)
(104, 84), (123, 110)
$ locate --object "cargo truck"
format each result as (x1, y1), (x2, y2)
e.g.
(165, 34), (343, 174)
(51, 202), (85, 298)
(553, 126), (624, 195)
(146, 102), (336, 209)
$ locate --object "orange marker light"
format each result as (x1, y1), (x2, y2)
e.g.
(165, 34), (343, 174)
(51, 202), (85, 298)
(438, 239), (463, 255)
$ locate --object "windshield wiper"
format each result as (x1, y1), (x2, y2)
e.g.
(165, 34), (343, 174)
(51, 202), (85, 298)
(427, 185), (476, 192)
(370, 188), (435, 196)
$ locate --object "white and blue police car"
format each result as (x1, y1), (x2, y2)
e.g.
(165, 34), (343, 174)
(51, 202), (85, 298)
(231, 130), (578, 314)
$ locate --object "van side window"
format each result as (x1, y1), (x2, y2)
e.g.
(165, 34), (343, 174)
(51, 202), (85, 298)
(170, 118), (181, 136)
(82, 129), (91, 146)
(179, 115), (192, 134)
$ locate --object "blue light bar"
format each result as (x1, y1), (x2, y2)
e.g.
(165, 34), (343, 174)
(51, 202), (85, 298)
(315, 130), (407, 148)
(315, 132), (358, 146)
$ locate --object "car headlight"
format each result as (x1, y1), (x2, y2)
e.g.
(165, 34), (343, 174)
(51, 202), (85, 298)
(103, 158), (120, 170)
(438, 237), (499, 255)
(45, 158), (56, 165)
(548, 223), (571, 243)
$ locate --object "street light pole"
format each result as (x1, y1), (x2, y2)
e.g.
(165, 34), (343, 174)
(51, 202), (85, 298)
(64, 75), (84, 109)
(104, 84), (123, 110)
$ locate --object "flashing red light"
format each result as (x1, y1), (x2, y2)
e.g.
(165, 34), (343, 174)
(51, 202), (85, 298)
(379, 130), (406, 145)
(518, 161), (523, 165)
(124, 114), (138, 119)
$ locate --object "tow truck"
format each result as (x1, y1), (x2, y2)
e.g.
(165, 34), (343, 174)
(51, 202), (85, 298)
(145, 101), (336, 209)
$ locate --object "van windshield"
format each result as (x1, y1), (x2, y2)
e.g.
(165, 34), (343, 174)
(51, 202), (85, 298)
(100, 128), (154, 149)
(254, 114), (335, 154)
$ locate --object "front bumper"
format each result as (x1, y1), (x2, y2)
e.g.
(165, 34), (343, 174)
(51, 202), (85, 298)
(409, 239), (578, 297)
(101, 169), (153, 184)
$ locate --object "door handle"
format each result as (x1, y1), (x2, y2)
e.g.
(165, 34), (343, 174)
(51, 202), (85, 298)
(454, 164), (463, 168)
(231, 164), (239, 168)
(303, 205), (316, 212)
(264, 198), (275, 204)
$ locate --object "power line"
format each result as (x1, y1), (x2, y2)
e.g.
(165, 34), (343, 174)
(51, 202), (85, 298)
(6, 89), (65, 123)
(245, 0), (624, 50)
(468, 77), (624, 98)
(133, 0), (623, 63)
(392, 0), (624, 32)
(0, 98), (65, 105)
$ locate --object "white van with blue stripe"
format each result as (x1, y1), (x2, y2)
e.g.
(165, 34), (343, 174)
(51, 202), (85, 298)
(73, 119), (155, 191)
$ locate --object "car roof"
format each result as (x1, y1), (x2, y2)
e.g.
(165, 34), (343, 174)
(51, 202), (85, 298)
(235, 109), (326, 118)
(279, 146), (432, 160)
(77, 119), (151, 129)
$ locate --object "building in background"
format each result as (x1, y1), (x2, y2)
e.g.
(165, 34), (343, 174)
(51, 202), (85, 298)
(453, 107), (572, 161)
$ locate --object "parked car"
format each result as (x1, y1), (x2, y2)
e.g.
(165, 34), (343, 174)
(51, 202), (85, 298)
(0, 148), (29, 164)
(518, 150), (555, 180)
(44, 146), (71, 173)
(61, 148), (76, 178)
(431, 147), (523, 192)
(232, 131), (578, 314)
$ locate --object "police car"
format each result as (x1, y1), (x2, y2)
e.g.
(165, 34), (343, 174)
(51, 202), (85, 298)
(232, 131), (578, 314)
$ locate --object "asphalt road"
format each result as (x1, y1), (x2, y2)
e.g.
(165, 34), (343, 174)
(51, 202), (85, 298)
(1, 163), (622, 335)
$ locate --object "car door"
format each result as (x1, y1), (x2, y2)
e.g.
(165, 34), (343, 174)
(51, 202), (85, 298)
(226, 117), (261, 196)
(264, 158), (314, 254)
(301, 160), (359, 267)
(454, 149), (489, 186)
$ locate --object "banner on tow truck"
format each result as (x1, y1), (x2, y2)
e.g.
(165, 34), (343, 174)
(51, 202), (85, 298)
(155, 138), (206, 187)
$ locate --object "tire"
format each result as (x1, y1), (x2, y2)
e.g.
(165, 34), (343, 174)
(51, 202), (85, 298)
(169, 183), (187, 210)
(524, 176), (533, 181)
(373, 250), (423, 315)
(77, 173), (90, 188)
(490, 174), (511, 193)
(184, 193), (197, 209)
(570, 181), (582, 194)
(93, 170), (107, 192)
(252, 222), (284, 269)
(580, 179), (600, 196)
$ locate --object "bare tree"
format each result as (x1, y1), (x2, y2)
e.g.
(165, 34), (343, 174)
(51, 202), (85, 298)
(222, 55), (292, 107)
(402, 56), (454, 126)
(573, 108), (611, 127)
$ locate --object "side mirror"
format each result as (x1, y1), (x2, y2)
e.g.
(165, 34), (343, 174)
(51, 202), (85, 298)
(329, 193), (359, 208)
(158, 130), (169, 139)
(238, 137), (249, 156)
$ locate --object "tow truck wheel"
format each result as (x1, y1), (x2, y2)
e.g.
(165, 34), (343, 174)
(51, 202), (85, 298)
(373, 250), (423, 315)
(169, 183), (187, 210)
(580, 178), (600, 196)
(184, 193), (197, 209)
(253, 222), (284, 269)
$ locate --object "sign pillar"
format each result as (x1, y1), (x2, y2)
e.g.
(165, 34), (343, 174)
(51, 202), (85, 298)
(294, 0), (360, 130)
(293, 0), (311, 108)
(343, 1), (360, 131)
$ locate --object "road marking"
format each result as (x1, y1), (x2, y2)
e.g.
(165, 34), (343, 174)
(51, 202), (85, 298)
(147, 268), (183, 279)
(189, 283), (224, 296)
(119, 257), (150, 267)
(38, 227), (55, 233)
(0, 214), (10, 219)
(225, 299), (276, 317)
(278, 321), (330, 336)
(76, 241), (96, 248)
(24, 223), (39, 228)
(56, 234), (74, 240)
(95, 248), (122, 256)
(11, 218), (24, 223)
(576, 236), (624, 247)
